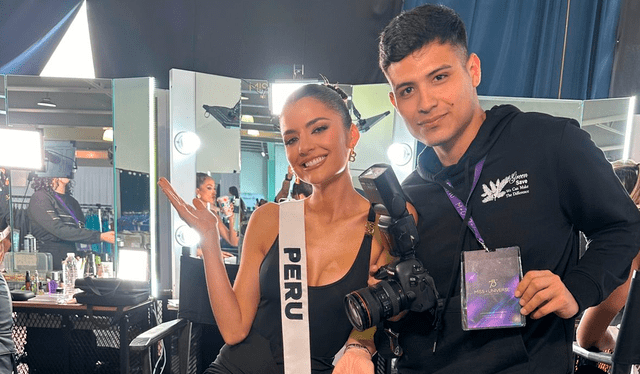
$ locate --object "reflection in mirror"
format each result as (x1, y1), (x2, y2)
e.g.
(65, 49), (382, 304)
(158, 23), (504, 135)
(165, 69), (241, 297)
(194, 73), (241, 261)
(478, 96), (636, 161)
(112, 78), (156, 287)
(1, 75), (114, 275)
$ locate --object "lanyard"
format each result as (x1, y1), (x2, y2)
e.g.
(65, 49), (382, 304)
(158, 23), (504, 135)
(54, 193), (81, 226)
(442, 157), (488, 251)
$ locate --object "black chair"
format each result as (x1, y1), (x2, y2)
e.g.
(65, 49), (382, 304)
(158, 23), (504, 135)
(574, 270), (640, 374)
(130, 255), (238, 374)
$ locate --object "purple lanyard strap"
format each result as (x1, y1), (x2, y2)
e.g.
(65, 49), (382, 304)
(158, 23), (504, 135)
(443, 157), (489, 251)
(54, 193), (81, 226)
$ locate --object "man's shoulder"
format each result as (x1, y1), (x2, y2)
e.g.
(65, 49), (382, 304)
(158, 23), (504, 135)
(508, 110), (579, 132)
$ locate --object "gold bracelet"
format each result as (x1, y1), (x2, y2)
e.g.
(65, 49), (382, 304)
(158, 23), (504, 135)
(345, 343), (372, 357)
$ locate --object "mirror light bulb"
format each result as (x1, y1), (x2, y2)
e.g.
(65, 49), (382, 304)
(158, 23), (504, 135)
(387, 143), (412, 166)
(174, 131), (201, 155)
(175, 225), (200, 247)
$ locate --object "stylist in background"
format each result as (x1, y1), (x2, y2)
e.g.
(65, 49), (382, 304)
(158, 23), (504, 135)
(0, 227), (16, 373)
(28, 176), (115, 270)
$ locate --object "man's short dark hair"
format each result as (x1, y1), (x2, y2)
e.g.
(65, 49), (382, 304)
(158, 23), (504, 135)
(379, 3), (468, 71)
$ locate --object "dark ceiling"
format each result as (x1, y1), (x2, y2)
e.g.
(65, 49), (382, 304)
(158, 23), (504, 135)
(85, 0), (404, 89)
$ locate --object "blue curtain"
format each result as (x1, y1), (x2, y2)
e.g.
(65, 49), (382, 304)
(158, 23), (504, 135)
(403, 0), (622, 100)
(0, 0), (82, 74)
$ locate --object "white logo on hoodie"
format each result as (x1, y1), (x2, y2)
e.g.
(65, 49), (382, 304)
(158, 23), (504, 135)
(481, 171), (529, 203)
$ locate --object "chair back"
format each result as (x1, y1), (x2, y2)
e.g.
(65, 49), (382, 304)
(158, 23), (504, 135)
(611, 270), (640, 374)
(178, 255), (239, 325)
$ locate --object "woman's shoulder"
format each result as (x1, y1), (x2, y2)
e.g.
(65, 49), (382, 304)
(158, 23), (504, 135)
(244, 202), (280, 252)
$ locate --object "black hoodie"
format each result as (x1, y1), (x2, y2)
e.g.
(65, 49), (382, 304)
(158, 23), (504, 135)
(393, 105), (640, 373)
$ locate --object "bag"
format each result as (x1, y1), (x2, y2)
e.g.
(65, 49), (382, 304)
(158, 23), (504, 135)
(74, 277), (149, 307)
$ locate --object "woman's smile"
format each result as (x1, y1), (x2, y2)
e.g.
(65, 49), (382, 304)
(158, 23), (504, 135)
(303, 156), (327, 169)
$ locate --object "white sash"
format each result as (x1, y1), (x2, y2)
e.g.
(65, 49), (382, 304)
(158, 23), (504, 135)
(279, 199), (311, 374)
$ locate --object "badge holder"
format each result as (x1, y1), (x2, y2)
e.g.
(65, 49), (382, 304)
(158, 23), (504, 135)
(460, 246), (525, 330)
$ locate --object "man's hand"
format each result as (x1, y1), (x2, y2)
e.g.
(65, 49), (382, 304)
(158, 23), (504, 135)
(100, 231), (116, 244)
(515, 270), (579, 319)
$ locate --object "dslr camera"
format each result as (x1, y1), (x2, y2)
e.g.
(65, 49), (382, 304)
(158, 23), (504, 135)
(344, 164), (439, 331)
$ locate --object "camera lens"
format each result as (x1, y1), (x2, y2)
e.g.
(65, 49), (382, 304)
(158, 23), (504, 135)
(344, 280), (407, 331)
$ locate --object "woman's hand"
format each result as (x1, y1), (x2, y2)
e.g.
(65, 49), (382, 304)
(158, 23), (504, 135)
(158, 177), (220, 244)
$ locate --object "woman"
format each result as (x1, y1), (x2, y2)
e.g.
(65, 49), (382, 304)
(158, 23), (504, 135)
(159, 84), (387, 373)
(196, 173), (238, 248)
(28, 176), (115, 270)
(576, 160), (640, 354)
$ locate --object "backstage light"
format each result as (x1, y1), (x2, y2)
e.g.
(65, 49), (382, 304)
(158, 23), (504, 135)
(37, 94), (57, 108)
(387, 143), (412, 166)
(269, 80), (322, 116)
(102, 128), (113, 142)
(174, 131), (201, 155)
(247, 129), (260, 137)
(0, 128), (44, 171)
(175, 225), (200, 247)
(241, 114), (254, 123)
(117, 247), (149, 282)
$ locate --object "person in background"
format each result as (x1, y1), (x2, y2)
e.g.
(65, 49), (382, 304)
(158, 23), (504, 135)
(576, 160), (640, 354)
(291, 179), (313, 200)
(28, 176), (115, 270)
(0, 226), (16, 373)
(256, 198), (268, 208)
(160, 83), (389, 373)
(351, 4), (640, 373)
(229, 186), (246, 219)
(196, 173), (237, 259)
(274, 165), (295, 202)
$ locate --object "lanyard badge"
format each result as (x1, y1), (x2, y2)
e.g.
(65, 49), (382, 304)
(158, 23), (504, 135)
(461, 246), (525, 330)
(441, 158), (525, 330)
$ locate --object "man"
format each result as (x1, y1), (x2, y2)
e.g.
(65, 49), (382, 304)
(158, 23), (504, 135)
(376, 4), (640, 373)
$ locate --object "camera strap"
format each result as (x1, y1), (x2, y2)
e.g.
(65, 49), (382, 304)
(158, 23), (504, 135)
(278, 199), (311, 374)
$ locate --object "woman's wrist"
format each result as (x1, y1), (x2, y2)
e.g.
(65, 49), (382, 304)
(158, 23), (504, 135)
(344, 343), (373, 358)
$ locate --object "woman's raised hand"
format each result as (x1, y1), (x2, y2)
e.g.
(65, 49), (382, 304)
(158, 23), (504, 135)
(158, 177), (220, 242)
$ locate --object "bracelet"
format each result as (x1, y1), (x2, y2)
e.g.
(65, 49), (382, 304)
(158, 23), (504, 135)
(345, 343), (372, 357)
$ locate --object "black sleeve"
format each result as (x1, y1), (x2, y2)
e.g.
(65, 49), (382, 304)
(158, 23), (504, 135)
(557, 121), (640, 311)
(28, 192), (102, 244)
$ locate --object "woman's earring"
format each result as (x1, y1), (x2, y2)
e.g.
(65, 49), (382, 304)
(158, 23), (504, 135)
(349, 149), (357, 163)
(196, 193), (201, 199)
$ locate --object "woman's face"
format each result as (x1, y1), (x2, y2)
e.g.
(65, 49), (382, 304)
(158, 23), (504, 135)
(196, 177), (217, 204)
(280, 97), (358, 186)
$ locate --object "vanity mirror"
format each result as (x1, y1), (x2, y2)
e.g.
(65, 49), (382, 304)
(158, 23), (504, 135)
(0, 75), (156, 284)
(164, 69), (241, 296)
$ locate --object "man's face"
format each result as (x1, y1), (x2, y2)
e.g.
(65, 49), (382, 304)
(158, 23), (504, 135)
(385, 42), (483, 162)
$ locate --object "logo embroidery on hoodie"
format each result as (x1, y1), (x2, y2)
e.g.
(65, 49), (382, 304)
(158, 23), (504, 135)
(481, 171), (529, 203)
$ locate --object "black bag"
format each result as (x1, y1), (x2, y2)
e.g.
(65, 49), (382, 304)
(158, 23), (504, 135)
(74, 277), (149, 307)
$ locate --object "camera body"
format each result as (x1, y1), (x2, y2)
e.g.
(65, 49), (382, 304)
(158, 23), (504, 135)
(344, 164), (438, 331)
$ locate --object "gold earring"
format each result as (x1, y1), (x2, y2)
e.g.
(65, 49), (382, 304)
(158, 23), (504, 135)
(197, 193), (201, 199)
(349, 149), (357, 163)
